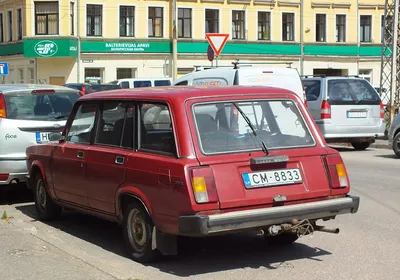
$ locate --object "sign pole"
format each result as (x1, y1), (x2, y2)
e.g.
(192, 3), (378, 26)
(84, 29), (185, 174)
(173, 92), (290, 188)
(216, 56), (219, 68)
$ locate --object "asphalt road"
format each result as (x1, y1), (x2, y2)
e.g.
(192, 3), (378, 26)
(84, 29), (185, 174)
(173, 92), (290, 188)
(1, 147), (399, 280)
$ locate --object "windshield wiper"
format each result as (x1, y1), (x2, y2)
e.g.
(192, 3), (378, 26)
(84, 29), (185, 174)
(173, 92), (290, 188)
(232, 103), (269, 156)
(53, 114), (70, 120)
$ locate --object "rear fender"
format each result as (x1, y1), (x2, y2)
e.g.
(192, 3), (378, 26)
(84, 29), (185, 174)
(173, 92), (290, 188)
(115, 186), (153, 220)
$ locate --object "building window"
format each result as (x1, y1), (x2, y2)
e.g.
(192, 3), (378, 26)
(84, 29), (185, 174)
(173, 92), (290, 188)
(282, 12), (294, 41)
(360, 15), (372, 42)
(359, 69), (372, 83)
(232, 11), (245, 40)
(85, 68), (103, 84)
(17, 8), (22, 40)
(0, 14), (3, 43)
(18, 69), (24, 83)
(7, 10), (12, 41)
(87, 5), (102, 36)
(70, 2), (74, 35)
(336, 15), (346, 42)
(315, 14), (326, 42)
(117, 68), (136, 79)
(258, 12), (271, 40)
(120, 6), (135, 37)
(148, 7), (163, 38)
(35, 2), (59, 35)
(178, 8), (192, 38)
(205, 9), (219, 33)
(28, 68), (35, 83)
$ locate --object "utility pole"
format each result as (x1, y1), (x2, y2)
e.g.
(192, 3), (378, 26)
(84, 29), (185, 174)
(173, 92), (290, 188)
(172, 0), (178, 81)
(300, 0), (304, 75)
(77, 0), (81, 83)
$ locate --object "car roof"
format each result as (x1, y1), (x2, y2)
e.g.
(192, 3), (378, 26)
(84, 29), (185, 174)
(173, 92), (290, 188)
(79, 85), (297, 103)
(302, 76), (364, 80)
(0, 84), (79, 94)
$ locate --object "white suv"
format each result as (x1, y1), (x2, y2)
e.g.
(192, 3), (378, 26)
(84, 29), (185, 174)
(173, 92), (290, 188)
(0, 84), (80, 187)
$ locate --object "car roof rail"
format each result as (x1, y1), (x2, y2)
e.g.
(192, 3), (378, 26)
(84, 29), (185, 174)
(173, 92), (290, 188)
(193, 65), (234, 72)
(232, 60), (293, 69)
(344, 75), (360, 78)
(301, 74), (326, 78)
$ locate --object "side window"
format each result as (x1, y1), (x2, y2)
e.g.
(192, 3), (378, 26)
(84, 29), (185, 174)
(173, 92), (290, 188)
(134, 80), (152, 88)
(175, 80), (188, 86)
(139, 103), (176, 155)
(95, 102), (135, 149)
(303, 80), (321, 101)
(154, 80), (171, 86)
(67, 103), (98, 144)
(120, 81), (130, 88)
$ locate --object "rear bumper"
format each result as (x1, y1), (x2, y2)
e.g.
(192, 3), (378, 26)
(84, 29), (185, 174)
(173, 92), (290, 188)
(0, 159), (29, 185)
(316, 120), (386, 140)
(179, 195), (360, 237)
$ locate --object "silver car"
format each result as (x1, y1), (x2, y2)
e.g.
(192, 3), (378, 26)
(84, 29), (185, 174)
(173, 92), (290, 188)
(302, 76), (386, 150)
(0, 84), (80, 187)
(388, 114), (400, 157)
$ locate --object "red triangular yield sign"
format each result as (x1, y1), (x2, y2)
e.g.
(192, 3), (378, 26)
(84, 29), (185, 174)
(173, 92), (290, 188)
(206, 33), (229, 56)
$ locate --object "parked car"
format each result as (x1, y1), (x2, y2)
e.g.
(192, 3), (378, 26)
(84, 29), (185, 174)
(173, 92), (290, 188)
(110, 78), (173, 89)
(64, 83), (93, 95)
(0, 84), (80, 187)
(26, 85), (360, 263)
(302, 75), (386, 150)
(388, 114), (400, 157)
(90, 84), (122, 93)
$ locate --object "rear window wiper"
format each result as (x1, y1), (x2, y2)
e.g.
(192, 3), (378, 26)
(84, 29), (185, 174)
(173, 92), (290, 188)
(54, 114), (70, 120)
(232, 102), (269, 156)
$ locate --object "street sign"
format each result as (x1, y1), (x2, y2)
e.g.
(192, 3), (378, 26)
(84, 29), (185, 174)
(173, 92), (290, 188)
(206, 33), (229, 56)
(207, 44), (214, 61)
(0, 62), (9, 75)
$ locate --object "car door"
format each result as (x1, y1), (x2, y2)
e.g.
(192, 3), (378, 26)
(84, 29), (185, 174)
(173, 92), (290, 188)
(51, 102), (98, 207)
(84, 101), (134, 213)
(302, 79), (322, 120)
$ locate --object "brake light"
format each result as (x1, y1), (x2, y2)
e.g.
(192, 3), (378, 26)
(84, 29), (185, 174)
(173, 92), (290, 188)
(321, 100), (331, 119)
(190, 167), (219, 204)
(323, 155), (348, 189)
(380, 101), (385, 119)
(0, 93), (6, 118)
(0, 174), (9, 181)
(31, 89), (55, 95)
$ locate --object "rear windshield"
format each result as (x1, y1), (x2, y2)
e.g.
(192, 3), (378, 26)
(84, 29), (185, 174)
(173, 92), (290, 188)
(5, 91), (80, 121)
(134, 81), (152, 88)
(154, 80), (171, 87)
(327, 79), (381, 105)
(193, 100), (315, 154)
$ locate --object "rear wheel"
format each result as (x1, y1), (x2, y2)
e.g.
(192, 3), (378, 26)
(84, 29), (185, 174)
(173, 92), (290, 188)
(392, 133), (400, 158)
(264, 232), (299, 245)
(33, 173), (62, 221)
(123, 202), (161, 263)
(351, 142), (370, 151)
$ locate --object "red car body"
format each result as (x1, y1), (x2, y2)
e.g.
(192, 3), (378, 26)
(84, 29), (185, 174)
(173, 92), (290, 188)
(26, 86), (359, 262)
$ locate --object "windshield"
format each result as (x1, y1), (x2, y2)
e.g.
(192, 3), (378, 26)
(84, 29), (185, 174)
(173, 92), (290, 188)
(327, 79), (381, 105)
(193, 100), (315, 154)
(4, 91), (80, 121)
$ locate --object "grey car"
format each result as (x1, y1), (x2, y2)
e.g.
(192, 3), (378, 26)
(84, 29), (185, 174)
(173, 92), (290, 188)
(302, 76), (386, 150)
(388, 114), (400, 157)
(0, 84), (80, 187)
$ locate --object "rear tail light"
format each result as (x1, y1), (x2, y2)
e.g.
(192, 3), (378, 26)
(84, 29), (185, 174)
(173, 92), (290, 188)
(320, 100), (331, 119)
(380, 101), (385, 119)
(323, 155), (348, 189)
(190, 166), (219, 204)
(31, 89), (55, 94)
(0, 174), (9, 181)
(0, 93), (6, 118)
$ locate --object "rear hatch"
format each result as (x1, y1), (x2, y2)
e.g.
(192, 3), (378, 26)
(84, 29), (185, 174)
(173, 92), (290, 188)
(189, 97), (337, 209)
(326, 78), (382, 127)
(0, 89), (80, 159)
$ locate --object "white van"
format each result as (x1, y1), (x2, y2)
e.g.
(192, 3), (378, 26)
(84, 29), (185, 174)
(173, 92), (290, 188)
(172, 65), (306, 103)
(110, 78), (173, 89)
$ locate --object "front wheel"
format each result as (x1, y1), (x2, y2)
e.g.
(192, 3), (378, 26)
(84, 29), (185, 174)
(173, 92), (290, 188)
(123, 203), (160, 263)
(351, 142), (371, 151)
(33, 173), (62, 221)
(392, 133), (400, 158)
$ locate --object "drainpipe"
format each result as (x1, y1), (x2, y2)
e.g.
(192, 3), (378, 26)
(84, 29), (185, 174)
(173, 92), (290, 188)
(300, 0), (304, 75)
(172, 0), (177, 80)
(77, 0), (81, 82)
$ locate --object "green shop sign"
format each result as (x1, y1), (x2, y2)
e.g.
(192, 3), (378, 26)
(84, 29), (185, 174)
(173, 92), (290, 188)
(23, 39), (78, 58)
(81, 41), (171, 53)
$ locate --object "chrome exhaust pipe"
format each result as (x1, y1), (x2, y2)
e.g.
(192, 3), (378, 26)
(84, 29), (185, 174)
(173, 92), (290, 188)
(10, 179), (18, 185)
(314, 225), (340, 234)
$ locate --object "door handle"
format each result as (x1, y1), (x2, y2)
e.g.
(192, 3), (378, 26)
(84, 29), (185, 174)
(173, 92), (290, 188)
(115, 156), (124, 165)
(77, 151), (84, 159)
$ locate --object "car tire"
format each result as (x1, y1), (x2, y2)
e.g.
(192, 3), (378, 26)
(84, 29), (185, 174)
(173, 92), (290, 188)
(392, 133), (400, 158)
(33, 173), (62, 221)
(123, 203), (161, 263)
(264, 232), (299, 245)
(351, 142), (371, 151)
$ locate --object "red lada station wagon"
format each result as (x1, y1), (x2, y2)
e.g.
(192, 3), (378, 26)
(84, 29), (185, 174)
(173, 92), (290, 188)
(26, 86), (360, 263)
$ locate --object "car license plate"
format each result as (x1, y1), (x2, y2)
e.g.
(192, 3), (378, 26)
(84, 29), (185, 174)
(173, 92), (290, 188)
(242, 168), (302, 188)
(347, 111), (367, 118)
(35, 132), (59, 144)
